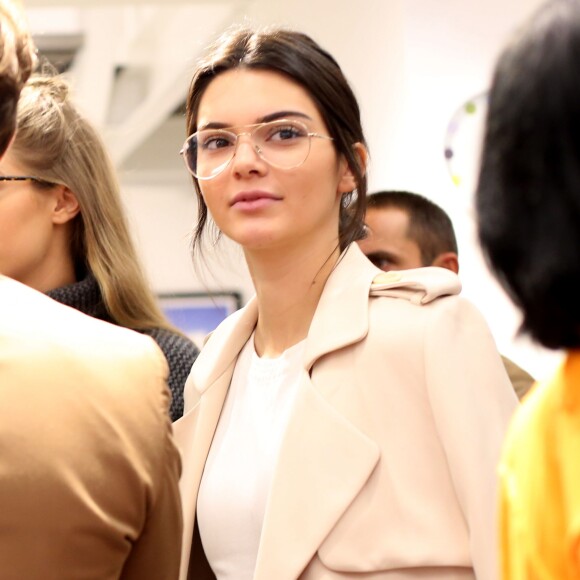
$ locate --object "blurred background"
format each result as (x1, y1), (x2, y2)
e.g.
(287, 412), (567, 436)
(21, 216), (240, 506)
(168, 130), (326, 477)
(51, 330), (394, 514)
(24, 0), (559, 379)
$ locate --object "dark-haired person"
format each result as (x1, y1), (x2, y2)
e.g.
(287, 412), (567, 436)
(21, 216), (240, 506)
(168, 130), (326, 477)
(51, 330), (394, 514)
(359, 190), (534, 400)
(173, 26), (517, 580)
(0, 1), (182, 577)
(476, 0), (580, 576)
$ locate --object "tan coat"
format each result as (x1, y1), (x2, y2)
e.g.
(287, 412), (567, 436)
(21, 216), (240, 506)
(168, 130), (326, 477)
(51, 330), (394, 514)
(500, 355), (535, 400)
(0, 276), (182, 580)
(174, 244), (518, 580)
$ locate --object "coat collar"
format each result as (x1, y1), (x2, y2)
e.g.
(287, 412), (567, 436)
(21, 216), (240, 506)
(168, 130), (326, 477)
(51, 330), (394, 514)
(302, 243), (379, 370)
(188, 243), (461, 396)
(185, 245), (374, 400)
(184, 298), (258, 404)
(186, 244), (461, 396)
(253, 367), (380, 579)
(303, 244), (460, 370)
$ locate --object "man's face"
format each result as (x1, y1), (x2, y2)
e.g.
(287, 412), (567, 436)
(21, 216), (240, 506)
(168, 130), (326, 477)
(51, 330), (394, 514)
(358, 206), (424, 271)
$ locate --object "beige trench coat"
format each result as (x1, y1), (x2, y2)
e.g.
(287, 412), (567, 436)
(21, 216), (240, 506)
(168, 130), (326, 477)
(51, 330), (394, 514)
(174, 244), (517, 580)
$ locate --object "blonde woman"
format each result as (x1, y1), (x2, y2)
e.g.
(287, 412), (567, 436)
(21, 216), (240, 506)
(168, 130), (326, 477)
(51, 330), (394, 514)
(0, 74), (199, 421)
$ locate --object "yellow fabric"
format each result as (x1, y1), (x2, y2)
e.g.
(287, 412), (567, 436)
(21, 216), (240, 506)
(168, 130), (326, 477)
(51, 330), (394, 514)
(500, 351), (580, 579)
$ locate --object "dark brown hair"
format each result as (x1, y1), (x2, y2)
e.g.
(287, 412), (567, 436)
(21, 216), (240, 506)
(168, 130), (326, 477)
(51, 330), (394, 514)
(185, 27), (368, 256)
(476, 0), (580, 348)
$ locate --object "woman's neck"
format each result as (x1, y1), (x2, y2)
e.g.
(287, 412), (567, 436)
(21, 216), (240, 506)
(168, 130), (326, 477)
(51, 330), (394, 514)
(246, 240), (341, 358)
(24, 229), (78, 293)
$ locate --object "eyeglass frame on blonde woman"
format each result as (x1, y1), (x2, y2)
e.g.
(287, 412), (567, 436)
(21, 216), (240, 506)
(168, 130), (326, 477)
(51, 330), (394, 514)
(0, 175), (56, 187)
(180, 118), (334, 180)
(0, 176), (46, 183)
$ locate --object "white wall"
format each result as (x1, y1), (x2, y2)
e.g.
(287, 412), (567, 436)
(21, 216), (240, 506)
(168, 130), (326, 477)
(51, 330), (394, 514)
(120, 0), (563, 379)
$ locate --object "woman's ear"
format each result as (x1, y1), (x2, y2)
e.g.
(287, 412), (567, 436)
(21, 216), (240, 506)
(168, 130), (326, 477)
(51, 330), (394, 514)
(52, 186), (80, 225)
(338, 142), (368, 194)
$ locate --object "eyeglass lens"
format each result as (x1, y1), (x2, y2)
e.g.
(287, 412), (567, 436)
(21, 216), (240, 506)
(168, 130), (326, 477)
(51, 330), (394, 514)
(183, 120), (313, 179)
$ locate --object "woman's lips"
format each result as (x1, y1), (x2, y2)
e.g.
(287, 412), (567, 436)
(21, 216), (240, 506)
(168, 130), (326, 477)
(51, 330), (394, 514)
(230, 191), (282, 211)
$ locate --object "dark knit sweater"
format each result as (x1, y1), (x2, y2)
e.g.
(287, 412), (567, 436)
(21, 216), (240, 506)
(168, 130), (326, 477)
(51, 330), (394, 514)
(46, 274), (199, 421)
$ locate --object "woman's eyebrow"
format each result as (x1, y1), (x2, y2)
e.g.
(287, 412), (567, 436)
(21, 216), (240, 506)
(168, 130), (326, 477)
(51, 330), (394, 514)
(257, 111), (312, 123)
(198, 111), (313, 131)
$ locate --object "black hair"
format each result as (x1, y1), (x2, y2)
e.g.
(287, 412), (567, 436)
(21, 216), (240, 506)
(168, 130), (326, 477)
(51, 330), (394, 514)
(476, 0), (580, 349)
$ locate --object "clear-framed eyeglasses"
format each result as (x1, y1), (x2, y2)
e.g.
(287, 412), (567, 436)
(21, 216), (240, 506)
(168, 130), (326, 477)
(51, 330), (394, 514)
(180, 118), (334, 180)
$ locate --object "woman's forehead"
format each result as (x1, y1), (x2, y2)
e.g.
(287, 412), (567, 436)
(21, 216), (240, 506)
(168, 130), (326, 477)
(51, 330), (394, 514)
(196, 68), (321, 128)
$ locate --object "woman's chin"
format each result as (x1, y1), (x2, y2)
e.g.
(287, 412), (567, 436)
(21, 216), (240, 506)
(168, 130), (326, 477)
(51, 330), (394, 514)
(226, 227), (282, 252)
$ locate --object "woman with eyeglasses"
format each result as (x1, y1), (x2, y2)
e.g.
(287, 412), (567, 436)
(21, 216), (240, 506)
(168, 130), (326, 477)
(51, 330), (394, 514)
(173, 27), (517, 580)
(0, 74), (199, 421)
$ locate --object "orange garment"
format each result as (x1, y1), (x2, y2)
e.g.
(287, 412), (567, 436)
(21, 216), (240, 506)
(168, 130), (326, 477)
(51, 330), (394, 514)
(500, 351), (580, 579)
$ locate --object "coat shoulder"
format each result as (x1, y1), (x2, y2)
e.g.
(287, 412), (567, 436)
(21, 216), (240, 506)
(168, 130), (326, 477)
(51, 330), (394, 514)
(369, 267), (461, 305)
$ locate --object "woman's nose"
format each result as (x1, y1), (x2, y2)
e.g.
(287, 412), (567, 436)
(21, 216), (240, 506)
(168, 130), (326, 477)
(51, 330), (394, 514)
(231, 135), (268, 176)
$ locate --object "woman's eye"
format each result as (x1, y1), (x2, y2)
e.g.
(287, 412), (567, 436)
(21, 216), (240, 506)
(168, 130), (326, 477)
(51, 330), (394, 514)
(201, 134), (235, 150)
(269, 125), (305, 141)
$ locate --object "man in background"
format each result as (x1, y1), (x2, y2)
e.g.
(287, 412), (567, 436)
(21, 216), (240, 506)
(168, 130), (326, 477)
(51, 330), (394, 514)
(358, 190), (534, 400)
(0, 2), (182, 577)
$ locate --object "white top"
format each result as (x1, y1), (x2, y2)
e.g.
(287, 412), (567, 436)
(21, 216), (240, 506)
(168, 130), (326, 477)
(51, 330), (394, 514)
(196, 335), (306, 580)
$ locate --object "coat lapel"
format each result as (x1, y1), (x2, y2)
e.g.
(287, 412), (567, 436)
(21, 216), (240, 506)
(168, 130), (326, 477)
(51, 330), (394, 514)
(303, 245), (378, 371)
(254, 245), (461, 578)
(253, 369), (380, 580)
(254, 245), (382, 579)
